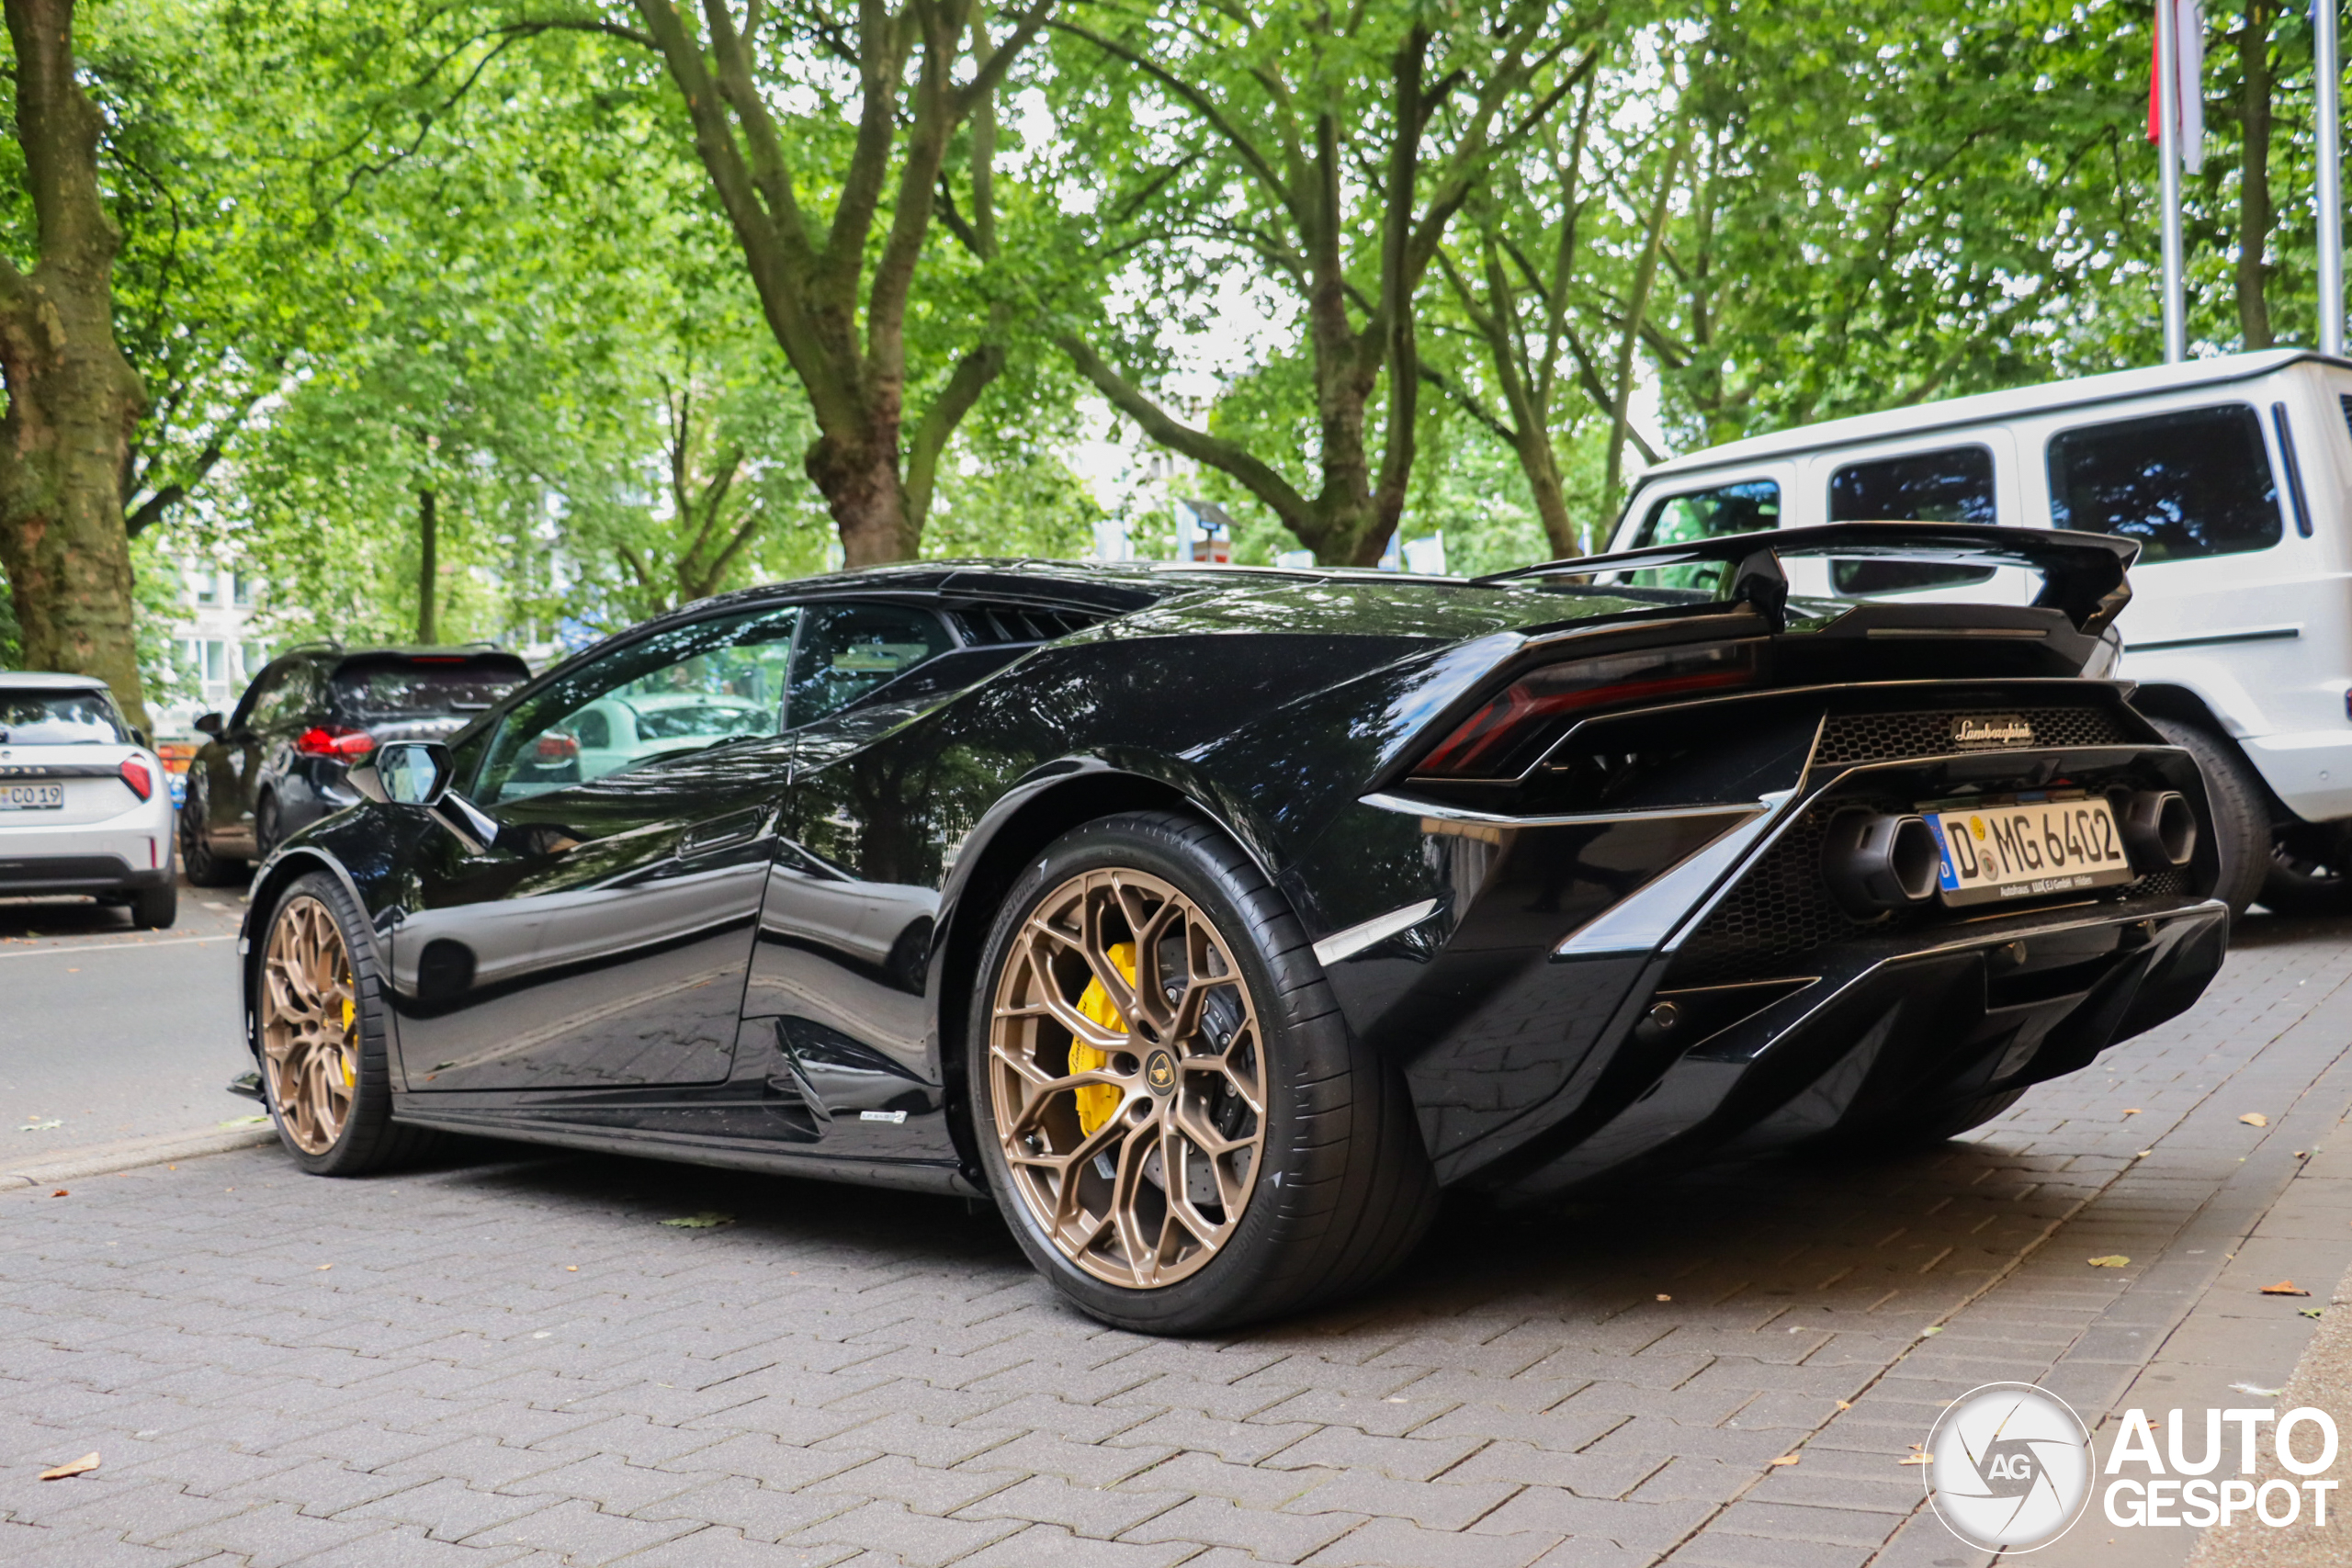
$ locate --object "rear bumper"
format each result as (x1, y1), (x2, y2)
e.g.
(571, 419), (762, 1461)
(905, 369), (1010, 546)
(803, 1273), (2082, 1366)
(1482, 895), (2227, 1195)
(0, 852), (174, 895)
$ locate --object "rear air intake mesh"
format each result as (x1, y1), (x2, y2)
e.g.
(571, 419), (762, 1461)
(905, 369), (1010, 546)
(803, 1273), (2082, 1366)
(1813, 705), (2128, 768)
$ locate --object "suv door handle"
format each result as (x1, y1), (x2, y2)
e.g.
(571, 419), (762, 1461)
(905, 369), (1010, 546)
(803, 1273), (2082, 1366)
(679, 807), (769, 858)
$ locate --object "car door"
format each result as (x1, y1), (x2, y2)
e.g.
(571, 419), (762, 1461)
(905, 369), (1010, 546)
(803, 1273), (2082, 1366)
(745, 601), (962, 1144)
(206, 659), (302, 856)
(390, 602), (799, 1093)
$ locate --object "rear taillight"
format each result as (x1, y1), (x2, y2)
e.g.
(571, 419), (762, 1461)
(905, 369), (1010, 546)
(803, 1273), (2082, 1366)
(1415, 643), (1757, 777)
(119, 758), (153, 800)
(296, 725), (376, 759)
(536, 732), (580, 761)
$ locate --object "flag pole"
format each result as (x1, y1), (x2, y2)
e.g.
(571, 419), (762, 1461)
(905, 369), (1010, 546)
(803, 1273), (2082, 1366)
(2320, 0), (2345, 356)
(2160, 0), (2188, 363)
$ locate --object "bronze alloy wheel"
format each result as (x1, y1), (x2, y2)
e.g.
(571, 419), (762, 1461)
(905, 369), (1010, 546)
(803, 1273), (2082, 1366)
(261, 894), (359, 1155)
(988, 867), (1269, 1290)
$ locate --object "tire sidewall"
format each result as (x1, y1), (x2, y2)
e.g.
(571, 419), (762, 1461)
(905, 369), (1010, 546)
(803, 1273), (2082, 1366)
(967, 814), (1336, 1332)
(259, 869), (397, 1175)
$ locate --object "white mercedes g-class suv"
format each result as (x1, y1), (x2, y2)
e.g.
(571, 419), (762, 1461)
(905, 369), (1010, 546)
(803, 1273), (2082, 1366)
(1606, 348), (2352, 919)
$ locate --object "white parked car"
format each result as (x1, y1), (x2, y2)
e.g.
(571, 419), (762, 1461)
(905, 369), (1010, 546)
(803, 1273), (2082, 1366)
(1606, 348), (2352, 919)
(0, 671), (176, 927)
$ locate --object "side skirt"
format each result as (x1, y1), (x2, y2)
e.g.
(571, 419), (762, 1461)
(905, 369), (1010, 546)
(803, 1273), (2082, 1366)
(389, 1101), (980, 1197)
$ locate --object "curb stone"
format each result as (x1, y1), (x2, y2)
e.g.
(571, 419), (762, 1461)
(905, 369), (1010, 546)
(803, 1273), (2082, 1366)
(0, 1123), (275, 1190)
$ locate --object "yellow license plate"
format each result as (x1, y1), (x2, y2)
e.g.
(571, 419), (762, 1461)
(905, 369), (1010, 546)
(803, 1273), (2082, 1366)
(1926, 796), (2136, 907)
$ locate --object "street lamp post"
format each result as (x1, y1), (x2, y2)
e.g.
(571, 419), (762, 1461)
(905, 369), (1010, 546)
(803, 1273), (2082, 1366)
(2159, 0), (2188, 364)
(2321, 0), (2345, 357)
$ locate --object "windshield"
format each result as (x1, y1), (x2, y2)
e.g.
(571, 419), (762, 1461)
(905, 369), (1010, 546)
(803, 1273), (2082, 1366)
(333, 660), (527, 720)
(0, 690), (130, 745)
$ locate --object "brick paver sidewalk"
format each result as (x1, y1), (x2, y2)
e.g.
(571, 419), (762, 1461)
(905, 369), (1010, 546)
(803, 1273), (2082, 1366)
(6, 914), (2351, 1567)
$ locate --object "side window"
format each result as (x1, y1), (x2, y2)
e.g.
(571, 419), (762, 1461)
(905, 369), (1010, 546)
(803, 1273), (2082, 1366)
(237, 663), (305, 731)
(1632, 479), (1781, 547)
(2047, 404), (2282, 563)
(478, 604), (798, 805)
(787, 604), (955, 729)
(1826, 445), (1998, 595)
(1624, 479), (1780, 591)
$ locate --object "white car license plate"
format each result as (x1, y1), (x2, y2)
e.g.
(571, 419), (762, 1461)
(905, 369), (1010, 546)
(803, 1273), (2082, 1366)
(0, 783), (64, 811)
(1926, 795), (2136, 907)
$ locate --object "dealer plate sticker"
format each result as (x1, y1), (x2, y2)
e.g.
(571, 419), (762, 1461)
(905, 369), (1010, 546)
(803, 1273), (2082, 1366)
(1925, 796), (2135, 907)
(0, 783), (63, 810)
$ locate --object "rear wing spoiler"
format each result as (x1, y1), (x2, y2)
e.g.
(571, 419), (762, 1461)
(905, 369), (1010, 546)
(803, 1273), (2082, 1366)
(1475, 523), (2139, 637)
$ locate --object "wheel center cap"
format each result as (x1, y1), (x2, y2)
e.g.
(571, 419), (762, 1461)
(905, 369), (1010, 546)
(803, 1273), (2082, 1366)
(1144, 1050), (1177, 1096)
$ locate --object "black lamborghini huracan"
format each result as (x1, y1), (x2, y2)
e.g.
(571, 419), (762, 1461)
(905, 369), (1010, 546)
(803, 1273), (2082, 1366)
(237, 525), (2226, 1331)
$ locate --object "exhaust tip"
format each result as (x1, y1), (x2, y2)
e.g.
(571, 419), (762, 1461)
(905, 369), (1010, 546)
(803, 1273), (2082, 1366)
(1823, 809), (1942, 914)
(2120, 789), (2197, 869)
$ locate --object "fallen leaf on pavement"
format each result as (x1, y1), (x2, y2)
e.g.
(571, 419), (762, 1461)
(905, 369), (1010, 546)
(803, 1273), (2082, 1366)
(1836, 1401), (1852, 1411)
(19, 1119), (62, 1132)
(565, 1266), (578, 1272)
(1655, 1293), (1671, 1302)
(2135, 1150), (2153, 1159)
(218, 1115), (267, 1127)
(660, 1212), (735, 1229)
(1921, 1325), (1942, 1336)
(2241, 1112), (2269, 1127)
(1899, 1454), (1932, 1465)
(38, 1453), (98, 1481)
(50, 1190), (66, 1198)
(2231, 1382), (2283, 1396)
(2301, 1308), (2324, 1320)
(1770, 1454), (1800, 1466)
(315, 1264), (332, 1272)
(2088, 1256), (2131, 1268)
(2261, 1280), (2312, 1296)
(2123, 1109), (2142, 1115)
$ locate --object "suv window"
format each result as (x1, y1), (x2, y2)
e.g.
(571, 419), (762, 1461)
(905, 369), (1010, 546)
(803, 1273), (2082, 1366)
(2047, 404), (2283, 562)
(1632, 479), (1781, 547)
(787, 604), (956, 728)
(1827, 445), (1998, 594)
(479, 604), (799, 804)
(1623, 479), (1781, 592)
(239, 661), (316, 731)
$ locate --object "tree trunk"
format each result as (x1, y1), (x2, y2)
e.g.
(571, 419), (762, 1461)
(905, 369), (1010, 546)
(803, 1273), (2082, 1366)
(807, 429), (913, 568)
(0, 0), (148, 729)
(415, 487), (437, 642)
(2236, 2), (2274, 350)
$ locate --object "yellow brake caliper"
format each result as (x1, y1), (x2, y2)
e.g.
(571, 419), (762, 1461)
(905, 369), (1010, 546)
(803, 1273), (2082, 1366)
(341, 993), (356, 1087)
(1069, 942), (1136, 1136)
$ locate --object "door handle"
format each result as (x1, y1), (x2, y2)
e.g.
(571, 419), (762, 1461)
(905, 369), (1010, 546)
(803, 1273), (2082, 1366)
(680, 807), (769, 858)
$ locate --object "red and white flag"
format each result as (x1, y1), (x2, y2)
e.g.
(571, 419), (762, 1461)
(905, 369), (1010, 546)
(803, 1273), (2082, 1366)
(2148, 0), (2207, 173)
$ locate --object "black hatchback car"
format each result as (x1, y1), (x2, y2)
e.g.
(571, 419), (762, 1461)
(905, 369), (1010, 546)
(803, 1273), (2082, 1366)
(181, 645), (529, 883)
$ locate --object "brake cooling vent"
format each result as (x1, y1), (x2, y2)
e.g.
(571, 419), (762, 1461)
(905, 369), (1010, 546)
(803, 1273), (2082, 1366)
(1813, 705), (2129, 768)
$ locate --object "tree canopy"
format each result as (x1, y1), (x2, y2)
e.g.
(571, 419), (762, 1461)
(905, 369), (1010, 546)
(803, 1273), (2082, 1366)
(0, 0), (2336, 704)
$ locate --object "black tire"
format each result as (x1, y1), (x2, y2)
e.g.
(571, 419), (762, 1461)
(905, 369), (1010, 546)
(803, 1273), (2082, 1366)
(255, 870), (440, 1176)
(2149, 717), (2268, 921)
(968, 809), (1438, 1334)
(179, 782), (246, 887)
(130, 876), (177, 931)
(2259, 824), (2352, 917)
(254, 793), (284, 862)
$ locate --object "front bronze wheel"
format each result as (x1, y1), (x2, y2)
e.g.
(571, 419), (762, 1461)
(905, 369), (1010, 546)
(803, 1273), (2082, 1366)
(969, 810), (1437, 1334)
(987, 867), (1269, 1291)
(261, 895), (357, 1154)
(254, 871), (438, 1175)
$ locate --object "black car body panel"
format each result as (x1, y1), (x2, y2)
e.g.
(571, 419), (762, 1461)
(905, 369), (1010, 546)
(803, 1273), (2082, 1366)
(239, 534), (2229, 1200)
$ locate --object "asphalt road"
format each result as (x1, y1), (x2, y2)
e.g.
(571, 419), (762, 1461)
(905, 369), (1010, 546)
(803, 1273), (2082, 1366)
(0, 878), (257, 1145)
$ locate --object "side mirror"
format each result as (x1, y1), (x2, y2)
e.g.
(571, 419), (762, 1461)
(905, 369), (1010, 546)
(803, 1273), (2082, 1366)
(130, 728), (151, 749)
(361, 740), (455, 807)
(193, 713), (224, 738)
